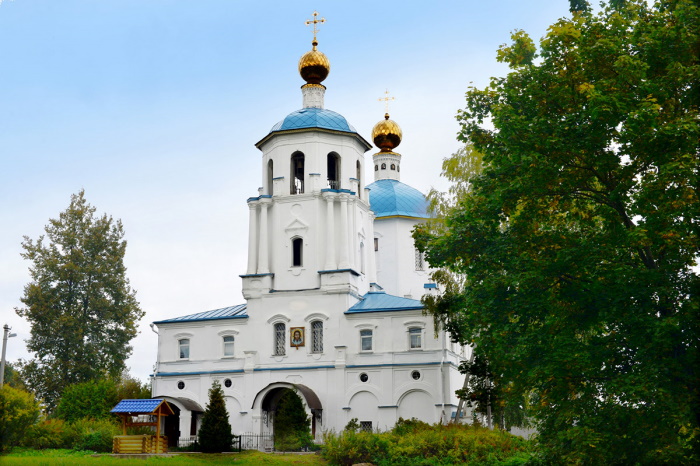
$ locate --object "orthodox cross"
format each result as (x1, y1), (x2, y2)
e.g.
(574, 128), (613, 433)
(378, 89), (396, 114)
(305, 11), (326, 43)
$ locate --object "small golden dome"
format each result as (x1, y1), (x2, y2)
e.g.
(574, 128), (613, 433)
(372, 113), (402, 152)
(299, 41), (330, 84)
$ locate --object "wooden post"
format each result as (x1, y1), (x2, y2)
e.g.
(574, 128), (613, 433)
(156, 408), (161, 453)
(122, 415), (126, 435)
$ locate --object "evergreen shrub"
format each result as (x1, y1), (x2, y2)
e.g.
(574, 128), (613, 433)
(273, 389), (314, 451)
(198, 380), (234, 452)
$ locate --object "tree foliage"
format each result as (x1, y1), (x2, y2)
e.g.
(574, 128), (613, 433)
(273, 389), (313, 451)
(54, 379), (118, 423)
(53, 372), (149, 424)
(198, 380), (233, 453)
(415, 0), (699, 463)
(2, 362), (27, 391)
(16, 190), (143, 410)
(456, 354), (528, 431)
(0, 385), (41, 451)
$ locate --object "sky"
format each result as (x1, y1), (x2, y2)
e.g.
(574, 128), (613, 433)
(0, 0), (573, 383)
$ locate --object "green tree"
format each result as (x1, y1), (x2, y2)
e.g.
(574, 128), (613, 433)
(198, 380), (233, 453)
(54, 379), (119, 423)
(2, 362), (26, 391)
(16, 190), (143, 411)
(0, 385), (41, 451)
(115, 371), (151, 401)
(273, 389), (313, 451)
(456, 353), (528, 431)
(415, 0), (699, 463)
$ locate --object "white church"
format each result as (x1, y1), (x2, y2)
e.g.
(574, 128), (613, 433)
(150, 18), (470, 445)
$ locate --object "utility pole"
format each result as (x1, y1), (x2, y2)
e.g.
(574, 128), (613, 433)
(0, 324), (17, 388)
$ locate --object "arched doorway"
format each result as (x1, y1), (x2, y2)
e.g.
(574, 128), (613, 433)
(253, 383), (322, 438)
(154, 396), (204, 447)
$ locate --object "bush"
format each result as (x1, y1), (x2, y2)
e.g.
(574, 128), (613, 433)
(65, 418), (120, 452)
(0, 385), (41, 451)
(322, 422), (531, 466)
(54, 379), (119, 423)
(21, 419), (71, 449)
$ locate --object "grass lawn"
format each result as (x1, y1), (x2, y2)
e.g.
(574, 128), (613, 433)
(0, 449), (328, 465)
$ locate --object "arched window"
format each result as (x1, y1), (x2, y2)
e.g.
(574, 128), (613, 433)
(267, 159), (274, 195)
(274, 323), (286, 356)
(178, 338), (190, 359)
(360, 241), (365, 274)
(291, 152), (305, 194)
(356, 161), (362, 197)
(390, 164), (396, 170)
(292, 237), (303, 267)
(374, 165), (378, 171)
(381, 163), (386, 170)
(327, 152), (340, 189)
(311, 320), (323, 353)
(223, 335), (234, 357)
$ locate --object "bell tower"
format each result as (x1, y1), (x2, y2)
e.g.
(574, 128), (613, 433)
(241, 14), (375, 300)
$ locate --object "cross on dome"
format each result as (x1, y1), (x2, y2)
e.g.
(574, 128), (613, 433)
(305, 11), (326, 48)
(378, 89), (396, 116)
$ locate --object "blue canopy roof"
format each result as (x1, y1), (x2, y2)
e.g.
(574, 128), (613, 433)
(270, 108), (357, 134)
(346, 291), (424, 314)
(154, 304), (248, 324)
(367, 179), (430, 219)
(111, 399), (171, 414)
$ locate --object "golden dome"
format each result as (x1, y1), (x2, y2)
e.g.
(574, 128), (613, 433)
(372, 113), (402, 152)
(299, 41), (330, 84)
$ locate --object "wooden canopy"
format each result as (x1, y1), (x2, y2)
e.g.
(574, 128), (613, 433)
(110, 399), (174, 453)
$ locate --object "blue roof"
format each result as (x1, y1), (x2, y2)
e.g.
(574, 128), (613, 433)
(346, 291), (424, 314)
(269, 108), (357, 134)
(366, 179), (430, 219)
(111, 399), (165, 414)
(154, 304), (248, 324)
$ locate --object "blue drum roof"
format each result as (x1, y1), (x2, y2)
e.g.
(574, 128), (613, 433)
(367, 179), (430, 219)
(269, 108), (357, 134)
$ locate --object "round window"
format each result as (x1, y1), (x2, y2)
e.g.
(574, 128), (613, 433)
(177, 381), (185, 390)
(224, 378), (232, 388)
(411, 370), (421, 380)
(359, 373), (369, 383)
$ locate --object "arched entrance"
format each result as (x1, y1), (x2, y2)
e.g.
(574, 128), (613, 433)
(253, 383), (323, 438)
(155, 396), (204, 447)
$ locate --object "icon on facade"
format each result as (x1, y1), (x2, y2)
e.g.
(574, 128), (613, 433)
(290, 327), (305, 348)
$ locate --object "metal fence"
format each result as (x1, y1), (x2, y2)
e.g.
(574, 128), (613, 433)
(238, 432), (274, 451)
(177, 433), (274, 452)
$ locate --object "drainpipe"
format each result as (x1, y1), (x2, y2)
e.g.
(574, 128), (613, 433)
(438, 329), (446, 424)
(150, 323), (159, 395)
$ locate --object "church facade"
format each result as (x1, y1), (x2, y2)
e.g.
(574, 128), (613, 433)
(150, 24), (469, 444)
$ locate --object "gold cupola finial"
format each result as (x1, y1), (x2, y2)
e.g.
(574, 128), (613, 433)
(372, 90), (402, 152)
(299, 11), (330, 85)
